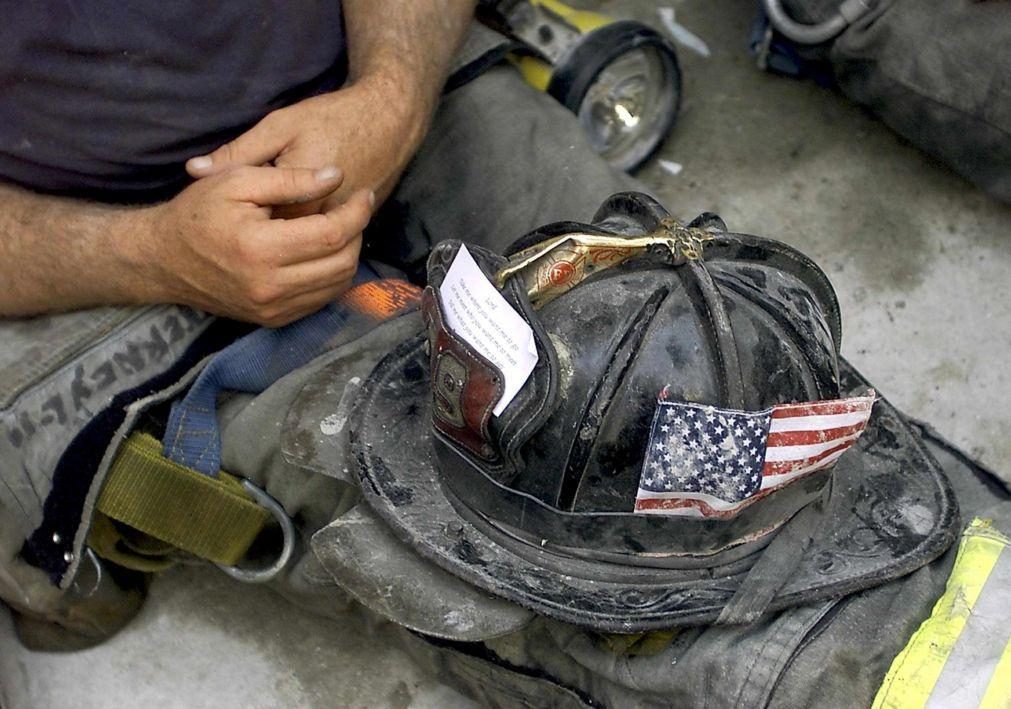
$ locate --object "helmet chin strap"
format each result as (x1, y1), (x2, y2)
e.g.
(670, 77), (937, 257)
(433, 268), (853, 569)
(716, 481), (833, 626)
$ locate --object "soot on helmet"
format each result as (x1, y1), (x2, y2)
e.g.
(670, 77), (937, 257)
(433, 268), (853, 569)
(422, 192), (846, 566)
(351, 192), (957, 630)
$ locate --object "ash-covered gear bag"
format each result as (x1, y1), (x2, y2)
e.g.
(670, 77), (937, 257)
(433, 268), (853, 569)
(752, 0), (1011, 203)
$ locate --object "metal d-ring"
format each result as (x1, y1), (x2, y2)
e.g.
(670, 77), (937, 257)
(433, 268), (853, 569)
(215, 479), (296, 584)
(70, 547), (104, 599)
(762, 0), (875, 45)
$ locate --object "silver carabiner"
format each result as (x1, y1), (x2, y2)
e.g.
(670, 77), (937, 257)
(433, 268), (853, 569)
(215, 479), (296, 584)
(70, 547), (104, 599)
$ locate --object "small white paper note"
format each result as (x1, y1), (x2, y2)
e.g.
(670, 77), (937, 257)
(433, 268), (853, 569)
(440, 245), (539, 416)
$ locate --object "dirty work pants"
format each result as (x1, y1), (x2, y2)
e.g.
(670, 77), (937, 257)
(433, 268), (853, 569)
(0, 63), (635, 632)
(3, 60), (1009, 709)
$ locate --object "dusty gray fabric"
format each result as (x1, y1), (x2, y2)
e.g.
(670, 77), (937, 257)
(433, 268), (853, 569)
(213, 312), (418, 622)
(399, 627), (595, 709)
(0, 305), (217, 589)
(833, 0), (1011, 202)
(0, 306), (213, 537)
(783, 0), (1011, 201)
(780, 0), (849, 25)
(447, 23), (517, 90)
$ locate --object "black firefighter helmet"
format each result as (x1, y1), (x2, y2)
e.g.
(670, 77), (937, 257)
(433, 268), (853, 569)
(351, 192), (957, 632)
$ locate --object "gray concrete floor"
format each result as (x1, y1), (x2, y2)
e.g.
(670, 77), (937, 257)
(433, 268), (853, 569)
(2, 1), (1009, 707)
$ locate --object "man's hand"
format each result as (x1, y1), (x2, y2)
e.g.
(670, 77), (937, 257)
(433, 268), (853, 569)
(185, 0), (477, 217)
(135, 166), (374, 326)
(0, 1), (475, 321)
(0, 167), (373, 326)
(185, 75), (427, 218)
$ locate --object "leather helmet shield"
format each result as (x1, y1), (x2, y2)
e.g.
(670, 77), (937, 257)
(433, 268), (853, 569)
(351, 192), (957, 630)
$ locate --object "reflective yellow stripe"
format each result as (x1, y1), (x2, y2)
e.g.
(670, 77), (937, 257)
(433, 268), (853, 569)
(873, 518), (1009, 709)
(980, 641), (1011, 709)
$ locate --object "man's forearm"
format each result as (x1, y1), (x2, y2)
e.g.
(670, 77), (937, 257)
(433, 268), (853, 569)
(1, 166), (371, 325)
(184, 2), (477, 209)
(1, 5), (473, 320)
(342, 0), (477, 140)
(0, 183), (155, 317)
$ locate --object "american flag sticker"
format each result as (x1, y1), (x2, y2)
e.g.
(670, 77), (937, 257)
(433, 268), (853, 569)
(634, 390), (875, 518)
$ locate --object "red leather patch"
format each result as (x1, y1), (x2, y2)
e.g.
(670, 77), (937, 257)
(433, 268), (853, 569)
(422, 287), (503, 460)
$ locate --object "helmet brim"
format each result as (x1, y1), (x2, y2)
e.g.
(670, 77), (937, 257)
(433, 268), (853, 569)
(351, 333), (957, 631)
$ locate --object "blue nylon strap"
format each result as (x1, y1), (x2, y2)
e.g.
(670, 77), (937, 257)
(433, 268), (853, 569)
(163, 265), (380, 476)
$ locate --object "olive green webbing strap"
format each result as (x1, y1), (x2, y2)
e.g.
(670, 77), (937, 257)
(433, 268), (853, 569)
(91, 432), (271, 568)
